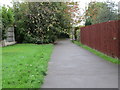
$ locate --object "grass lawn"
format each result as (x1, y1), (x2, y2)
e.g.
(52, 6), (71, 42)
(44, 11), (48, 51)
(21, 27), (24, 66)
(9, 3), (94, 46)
(73, 41), (120, 64)
(0, 47), (2, 90)
(2, 44), (53, 88)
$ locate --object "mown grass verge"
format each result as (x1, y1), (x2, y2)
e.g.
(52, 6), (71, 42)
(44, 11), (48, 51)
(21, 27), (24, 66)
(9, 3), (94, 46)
(72, 41), (120, 64)
(2, 44), (53, 88)
(0, 47), (2, 90)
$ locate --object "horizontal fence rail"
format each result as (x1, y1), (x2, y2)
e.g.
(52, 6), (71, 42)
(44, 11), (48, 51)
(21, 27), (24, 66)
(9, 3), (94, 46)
(80, 20), (120, 59)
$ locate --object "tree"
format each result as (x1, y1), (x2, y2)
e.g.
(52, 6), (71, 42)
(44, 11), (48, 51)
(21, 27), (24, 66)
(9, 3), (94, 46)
(1, 6), (14, 40)
(67, 2), (81, 26)
(96, 1), (118, 23)
(14, 2), (72, 43)
(85, 2), (104, 24)
(118, 2), (120, 19)
(13, 2), (30, 43)
(0, 6), (2, 41)
(85, 1), (118, 25)
(85, 18), (92, 26)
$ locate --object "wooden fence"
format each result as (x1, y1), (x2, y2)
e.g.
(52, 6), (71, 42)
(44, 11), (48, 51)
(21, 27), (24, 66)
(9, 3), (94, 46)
(80, 20), (120, 59)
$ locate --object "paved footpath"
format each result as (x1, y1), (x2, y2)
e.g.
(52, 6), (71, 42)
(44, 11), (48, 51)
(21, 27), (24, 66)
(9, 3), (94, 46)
(42, 39), (118, 88)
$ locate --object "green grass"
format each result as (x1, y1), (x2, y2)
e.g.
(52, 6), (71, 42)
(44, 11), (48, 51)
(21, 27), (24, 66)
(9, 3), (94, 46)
(2, 44), (53, 88)
(73, 41), (120, 64)
(0, 47), (2, 90)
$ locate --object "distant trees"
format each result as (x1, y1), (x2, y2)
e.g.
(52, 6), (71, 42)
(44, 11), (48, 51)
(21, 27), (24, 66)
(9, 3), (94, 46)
(95, 2), (118, 23)
(14, 2), (72, 43)
(85, 1), (118, 25)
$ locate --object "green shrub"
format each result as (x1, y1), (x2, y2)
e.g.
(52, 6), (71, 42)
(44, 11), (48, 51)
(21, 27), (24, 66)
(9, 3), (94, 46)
(14, 2), (72, 44)
(1, 6), (14, 40)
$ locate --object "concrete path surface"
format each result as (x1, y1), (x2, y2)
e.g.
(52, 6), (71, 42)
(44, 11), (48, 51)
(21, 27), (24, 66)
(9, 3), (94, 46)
(42, 39), (118, 88)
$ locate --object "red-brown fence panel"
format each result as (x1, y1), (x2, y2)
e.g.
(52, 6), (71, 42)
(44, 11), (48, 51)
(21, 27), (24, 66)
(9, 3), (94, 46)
(80, 20), (120, 59)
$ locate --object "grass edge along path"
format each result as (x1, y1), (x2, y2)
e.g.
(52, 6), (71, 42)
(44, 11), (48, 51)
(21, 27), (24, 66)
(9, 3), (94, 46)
(0, 47), (2, 90)
(72, 41), (120, 64)
(2, 44), (54, 88)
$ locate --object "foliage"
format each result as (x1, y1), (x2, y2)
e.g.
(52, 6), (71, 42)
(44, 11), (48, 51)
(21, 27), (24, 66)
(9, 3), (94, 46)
(2, 44), (53, 88)
(74, 26), (79, 40)
(71, 26), (84, 41)
(85, 1), (118, 25)
(14, 2), (72, 43)
(95, 2), (118, 23)
(0, 6), (2, 41)
(85, 19), (92, 26)
(73, 41), (120, 64)
(14, 2), (29, 43)
(118, 2), (120, 20)
(1, 6), (14, 40)
(57, 32), (69, 39)
(67, 2), (81, 26)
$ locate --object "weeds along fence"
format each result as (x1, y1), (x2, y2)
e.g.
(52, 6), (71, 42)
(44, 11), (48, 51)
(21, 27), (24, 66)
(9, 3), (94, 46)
(80, 20), (120, 59)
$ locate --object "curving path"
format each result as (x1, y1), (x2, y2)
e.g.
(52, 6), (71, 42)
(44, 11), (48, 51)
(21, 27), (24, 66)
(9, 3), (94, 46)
(42, 39), (118, 88)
